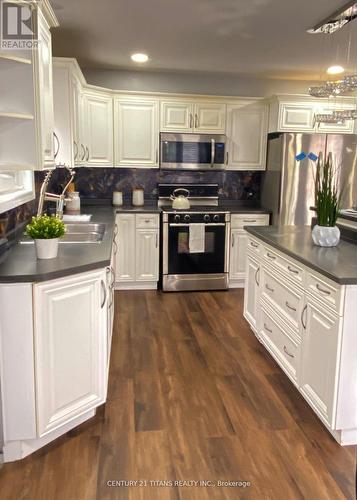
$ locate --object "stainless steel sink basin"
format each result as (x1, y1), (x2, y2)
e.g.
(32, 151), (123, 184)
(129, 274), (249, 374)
(19, 222), (106, 244)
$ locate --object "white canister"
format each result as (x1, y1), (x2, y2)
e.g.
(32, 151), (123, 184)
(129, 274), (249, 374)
(132, 188), (144, 206)
(113, 191), (123, 206)
(66, 192), (81, 212)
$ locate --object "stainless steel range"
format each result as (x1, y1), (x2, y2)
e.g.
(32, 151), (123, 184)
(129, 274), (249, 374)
(159, 184), (230, 292)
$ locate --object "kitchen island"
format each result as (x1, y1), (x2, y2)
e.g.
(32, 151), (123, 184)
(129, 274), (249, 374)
(244, 225), (357, 446)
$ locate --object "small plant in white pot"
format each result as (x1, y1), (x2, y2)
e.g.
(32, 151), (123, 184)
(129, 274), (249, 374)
(26, 215), (66, 259)
(312, 153), (341, 247)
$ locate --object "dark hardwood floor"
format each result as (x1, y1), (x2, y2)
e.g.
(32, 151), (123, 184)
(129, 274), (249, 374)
(0, 289), (356, 499)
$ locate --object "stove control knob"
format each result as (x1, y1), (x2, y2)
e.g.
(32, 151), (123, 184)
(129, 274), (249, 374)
(184, 214), (191, 222)
(174, 214), (181, 222)
(203, 214), (210, 222)
(213, 215), (220, 222)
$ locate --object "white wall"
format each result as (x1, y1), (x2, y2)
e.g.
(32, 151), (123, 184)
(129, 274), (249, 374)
(83, 68), (318, 97)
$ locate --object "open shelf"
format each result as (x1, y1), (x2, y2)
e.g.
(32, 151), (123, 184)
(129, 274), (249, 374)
(0, 52), (31, 65)
(0, 112), (34, 120)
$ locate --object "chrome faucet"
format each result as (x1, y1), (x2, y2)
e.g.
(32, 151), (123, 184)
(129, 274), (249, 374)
(37, 165), (76, 219)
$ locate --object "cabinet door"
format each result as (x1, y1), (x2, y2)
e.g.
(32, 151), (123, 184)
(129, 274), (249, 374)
(114, 99), (159, 167)
(135, 228), (159, 281)
(243, 254), (260, 332)
(115, 214), (136, 282)
(85, 92), (113, 167)
(279, 103), (315, 132)
(33, 270), (107, 437)
(229, 229), (248, 280)
(226, 104), (268, 170)
(300, 300), (341, 426)
(315, 105), (355, 134)
(160, 101), (194, 132)
(35, 12), (54, 168)
(194, 103), (226, 133)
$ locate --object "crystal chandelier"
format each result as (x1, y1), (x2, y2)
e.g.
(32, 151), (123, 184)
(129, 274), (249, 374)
(309, 75), (357, 98)
(314, 108), (357, 125)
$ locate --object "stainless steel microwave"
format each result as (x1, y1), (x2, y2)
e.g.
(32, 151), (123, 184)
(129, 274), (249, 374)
(160, 133), (226, 170)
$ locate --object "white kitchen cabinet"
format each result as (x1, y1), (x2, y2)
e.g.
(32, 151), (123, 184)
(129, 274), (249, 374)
(33, 271), (107, 437)
(135, 228), (159, 281)
(115, 213), (160, 289)
(194, 103), (226, 133)
(73, 77), (88, 165)
(115, 214), (136, 282)
(279, 102), (315, 132)
(160, 100), (194, 132)
(85, 91), (113, 166)
(226, 103), (268, 170)
(114, 98), (159, 167)
(300, 298), (341, 427)
(243, 253), (260, 333)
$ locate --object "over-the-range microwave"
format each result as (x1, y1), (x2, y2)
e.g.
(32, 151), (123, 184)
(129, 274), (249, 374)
(160, 132), (226, 170)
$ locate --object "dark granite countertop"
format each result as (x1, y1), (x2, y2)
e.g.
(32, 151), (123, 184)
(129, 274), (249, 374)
(0, 207), (115, 283)
(114, 204), (161, 213)
(246, 225), (357, 285)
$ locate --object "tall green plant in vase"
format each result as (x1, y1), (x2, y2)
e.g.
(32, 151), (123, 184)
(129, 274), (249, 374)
(312, 152), (341, 247)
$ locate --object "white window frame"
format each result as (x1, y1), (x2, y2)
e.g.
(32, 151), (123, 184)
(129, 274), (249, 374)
(0, 171), (35, 214)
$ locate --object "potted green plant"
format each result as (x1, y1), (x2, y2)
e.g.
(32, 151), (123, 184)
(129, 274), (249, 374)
(26, 215), (66, 259)
(312, 153), (341, 247)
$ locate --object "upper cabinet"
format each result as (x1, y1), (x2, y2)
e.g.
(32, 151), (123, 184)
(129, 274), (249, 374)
(160, 100), (226, 133)
(226, 102), (268, 170)
(114, 97), (159, 168)
(269, 95), (357, 134)
(0, 3), (58, 170)
(84, 90), (113, 167)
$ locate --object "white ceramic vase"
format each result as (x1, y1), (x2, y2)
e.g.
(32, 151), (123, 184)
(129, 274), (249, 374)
(35, 238), (59, 259)
(312, 225), (340, 247)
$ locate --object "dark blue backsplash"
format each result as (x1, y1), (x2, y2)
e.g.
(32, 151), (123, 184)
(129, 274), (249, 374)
(0, 168), (261, 238)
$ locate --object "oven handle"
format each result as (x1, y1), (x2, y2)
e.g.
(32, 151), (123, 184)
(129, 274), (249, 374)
(211, 138), (215, 167)
(168, 223), (226, 227)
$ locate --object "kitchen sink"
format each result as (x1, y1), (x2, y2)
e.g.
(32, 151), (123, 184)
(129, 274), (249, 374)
(19, 222), (106, 244)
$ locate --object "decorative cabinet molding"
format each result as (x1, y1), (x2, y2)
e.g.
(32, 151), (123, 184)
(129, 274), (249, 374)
(114, 98), (159, 168)
(115, 213), (160, 289)
(244, 235), (357, 446)
(226, 103), (268, 170)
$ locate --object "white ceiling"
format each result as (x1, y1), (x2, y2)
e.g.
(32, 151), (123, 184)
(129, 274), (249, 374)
(51, 0), (357, 80)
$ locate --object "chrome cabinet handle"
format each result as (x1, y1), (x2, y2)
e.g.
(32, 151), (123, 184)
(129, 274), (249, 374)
(316, 283), (331, 295)
(73, 140), (78, 161)
(288, 265), (299, 275)
(225, 151), (229, 165)
(156, 232), (158, 248)
(283, 345), (295, 358)
(113, 239), (118, 255)
(109, 267), (115, 308)
(255, 267), (260, 286)
(114, 223), (118, 237)
(231, 233), (235, 247)
(195, 113), (199, 128)
(80, 143), (86, 161)
(53, 132), (60, 159)
(265, 284), (274, 292)
(211, 138), (215, 168)
(266, 252), (276, 260)
(285, 301), (297, 312)
(100, 280), (107, 308)
(264, 323), (272, 333)
(250, 241), (259, 248)
(301, 304), (307, 329)
(189, 113), (193, 129)
(85, 146), (89, 161)
(243, 219), (257, 223)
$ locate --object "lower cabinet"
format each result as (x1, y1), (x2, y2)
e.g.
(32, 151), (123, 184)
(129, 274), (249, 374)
(115, 213), (160, 289)
(243, 253), (260, 333)
(33, 270), (107, 436)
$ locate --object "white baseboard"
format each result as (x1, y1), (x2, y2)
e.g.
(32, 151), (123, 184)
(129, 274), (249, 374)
(229, 279), (245, 289)
(115, 282), (158, 290)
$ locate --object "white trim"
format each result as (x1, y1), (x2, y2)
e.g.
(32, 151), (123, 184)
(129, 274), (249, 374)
(0, 171), (35, 214)
(115, 281), (158, 290)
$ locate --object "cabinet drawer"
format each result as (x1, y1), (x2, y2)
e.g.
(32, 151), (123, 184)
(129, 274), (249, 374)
(260, 306), (299, 382)
(306, 273), (344, 315)
(231, 213), (269, 228)
(261, 268), (303, 334)
(247, 236), (262, 255)
(136, 214), (159, 228)
(263, 246), (305, 287)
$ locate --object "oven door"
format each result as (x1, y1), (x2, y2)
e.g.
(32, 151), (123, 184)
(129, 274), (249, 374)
(167, 223), (226, 275)
(160, 133), (226, 170)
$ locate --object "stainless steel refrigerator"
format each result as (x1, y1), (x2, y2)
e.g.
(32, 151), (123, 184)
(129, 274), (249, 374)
(261, 132), (357, 225)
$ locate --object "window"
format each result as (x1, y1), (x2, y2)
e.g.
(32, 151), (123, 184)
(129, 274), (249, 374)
(0, 170), (35, 213)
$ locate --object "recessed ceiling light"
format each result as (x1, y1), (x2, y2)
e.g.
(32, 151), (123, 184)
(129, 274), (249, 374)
(131, 53), (149, 63)
(327, 65), (345, 75)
